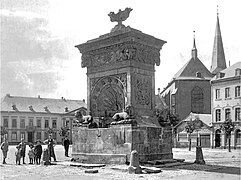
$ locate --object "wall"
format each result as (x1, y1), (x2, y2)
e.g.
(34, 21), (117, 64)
(176, 79), (211, 120)
(72, 124), (173, 164)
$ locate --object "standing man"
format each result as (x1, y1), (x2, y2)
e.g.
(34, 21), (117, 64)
(63, 136), (70, 157)
(44, 134), (57, 162)
(18, 138), (26, 164)
(1, 137), (9, 164)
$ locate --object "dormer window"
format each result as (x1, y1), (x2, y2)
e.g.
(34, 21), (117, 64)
(12, 104), (17, 111)
(29, 105), (34, 111)
(217, 72), (225, 78)
(196, 72), (202, 78)
(44, 106), (48, 112)
(235, 68), (241, 76)
(65, 107), (69, 112)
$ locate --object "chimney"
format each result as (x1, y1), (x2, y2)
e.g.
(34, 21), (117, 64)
(83, 99), (85, 103)
(38, 95), (41, 98)
(6, 93), (11, 97)
(157, 88), (160, 95)
(64, 107), (69, 112)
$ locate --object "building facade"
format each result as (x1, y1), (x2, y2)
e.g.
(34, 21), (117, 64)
(0, 94), (87, 144)
(160, 37), (213, 120)
(211, 62), (241, 148)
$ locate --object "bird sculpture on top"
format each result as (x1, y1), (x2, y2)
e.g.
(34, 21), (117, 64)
(108, 7), (133, 32)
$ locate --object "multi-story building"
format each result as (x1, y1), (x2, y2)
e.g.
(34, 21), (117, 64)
(0, 94), (87, 144)
(211, 62), (241, 148)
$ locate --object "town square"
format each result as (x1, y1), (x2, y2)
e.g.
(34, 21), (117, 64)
(1, 0), (241, 179)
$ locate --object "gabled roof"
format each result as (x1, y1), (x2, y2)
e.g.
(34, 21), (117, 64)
(210, 14), (227, 74)
(175, 112), (212, 128)
(173, 57), (213, 80)
(1, 94), (87, 114)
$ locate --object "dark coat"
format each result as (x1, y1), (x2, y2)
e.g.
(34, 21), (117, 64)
(34, 144), (42, 157)
(63, 139), (70, 147)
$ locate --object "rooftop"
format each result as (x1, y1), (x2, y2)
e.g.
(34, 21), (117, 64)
(1, 94), (87, 114)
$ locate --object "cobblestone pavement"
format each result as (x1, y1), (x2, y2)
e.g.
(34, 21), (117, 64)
(0, 145), (240, 180)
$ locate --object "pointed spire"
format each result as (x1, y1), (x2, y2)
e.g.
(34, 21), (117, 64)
(191, 31), (198, 59)
(210, 6), (227, 74)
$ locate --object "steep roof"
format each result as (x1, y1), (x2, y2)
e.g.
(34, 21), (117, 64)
(1, 94), (87, 114)
(210, 14), (227, 74)
(173, 57), (213, 80)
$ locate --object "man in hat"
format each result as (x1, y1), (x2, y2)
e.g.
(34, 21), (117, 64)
(44, 134), (57, 162)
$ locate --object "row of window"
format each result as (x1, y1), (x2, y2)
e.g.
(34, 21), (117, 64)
(4, 131), (57, 141)
(215, 86), (240, 100)
(3, 117), (57, 129)
(215, 107), (241, 122)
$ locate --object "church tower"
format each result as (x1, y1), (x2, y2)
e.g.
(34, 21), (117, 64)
(210, 8), (227, 74)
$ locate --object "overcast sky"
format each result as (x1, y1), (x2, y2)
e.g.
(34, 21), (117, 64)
(1, 0), (240, 101)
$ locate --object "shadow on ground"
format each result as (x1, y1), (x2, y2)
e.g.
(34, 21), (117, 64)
(163, 163), (241, 175)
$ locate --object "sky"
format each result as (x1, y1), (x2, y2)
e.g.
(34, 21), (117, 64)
(1, 0), (240, 101)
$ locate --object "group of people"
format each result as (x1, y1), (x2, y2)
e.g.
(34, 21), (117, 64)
(1, 134), (70, 165)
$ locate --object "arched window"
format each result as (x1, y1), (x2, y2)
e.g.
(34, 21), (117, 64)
(191, 86), (204, 113)
(235, 129), (241, 146)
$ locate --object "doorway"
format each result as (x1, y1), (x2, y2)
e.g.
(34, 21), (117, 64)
(28, 132), (34, 143)
(215, 129), (221, 148)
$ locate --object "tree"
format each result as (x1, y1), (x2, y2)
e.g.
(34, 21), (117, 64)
(185, 120), (196, 151)
(59, 126), (69, 138)
(185, 117), (203, 151)
(221, 119), (235, 152)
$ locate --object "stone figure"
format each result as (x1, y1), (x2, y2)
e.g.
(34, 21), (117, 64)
(108, 8), (132, 25)
(112, 105), (134, 121)
(74, 110), (97, 128)
(108, 8), (133, 32)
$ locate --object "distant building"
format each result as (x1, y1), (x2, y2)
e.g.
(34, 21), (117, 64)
(0, 94), (87, 144)
(174, 113), (212, 148)
(160, 36), (213, 120)
(211, 62), (241, 149)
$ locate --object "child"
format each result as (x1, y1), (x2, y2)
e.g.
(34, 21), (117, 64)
(28, 143), (35, 164)
(34, 140), (42, 165)
(15, 145), (21, 165)
(18, 138), (26, 164)
(0, 137), (9, 164)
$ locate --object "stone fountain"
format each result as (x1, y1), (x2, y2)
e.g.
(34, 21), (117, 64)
(72, 8), (173, 164)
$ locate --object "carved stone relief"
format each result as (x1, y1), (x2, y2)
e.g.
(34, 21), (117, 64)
(90, 74), (127, 116)
(81, 42), (160, 68)
(134, 74), (152, 109)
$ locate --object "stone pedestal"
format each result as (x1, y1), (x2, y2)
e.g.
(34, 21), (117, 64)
(74, 20), (172, 164)
(194, 146), (205, 164)
(72, 124), (173, 164)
